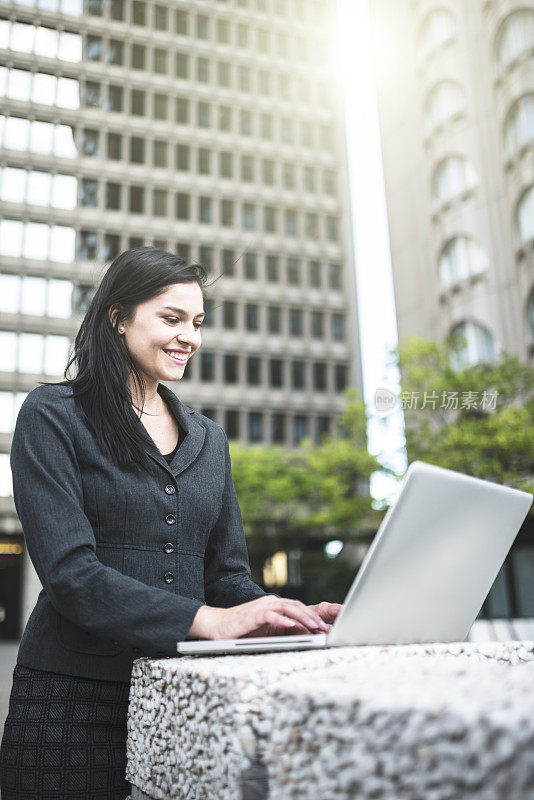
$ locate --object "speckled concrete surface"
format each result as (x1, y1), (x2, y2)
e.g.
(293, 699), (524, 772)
(126, 641), (534, 800)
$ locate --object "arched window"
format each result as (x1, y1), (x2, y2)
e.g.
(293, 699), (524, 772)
(432, 155), (477, 206)
(515, 184), (534, 245)
(424, 80), (465, 133)
(495, 9), (534, 70)
(504, 93), (534, 157)
(449, 321), (495, 368)
(417, 7), (456, 57)
(438, 236), (488, 287)
(527, 287), (534, 339)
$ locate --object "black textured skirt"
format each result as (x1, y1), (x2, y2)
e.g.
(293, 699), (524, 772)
(0, 663), (132, 800)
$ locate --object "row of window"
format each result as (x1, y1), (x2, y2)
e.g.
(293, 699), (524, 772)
(0, 132), (337, 198)
(417, 8), (534, 73)
(0, 331), (70, 375)
(425, 81), (534, 162)
(0, 167), (339, 232)
(431, 159), (533, 246)
(179, 352), (349, 393)
(0, 273), (347, 337)
(197, 407), (334, 446)
(79, 0), (330, 27)
(0, 219), (345, 275)
(0, 20), (332, 108)
(0, 68), (335, 149)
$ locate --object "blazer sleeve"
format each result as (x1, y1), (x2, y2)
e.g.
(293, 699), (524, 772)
(10, 389), (205, 655)
(203, 430), (271, 607)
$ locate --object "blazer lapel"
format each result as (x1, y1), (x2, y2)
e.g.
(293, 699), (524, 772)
(143, 382), (206, 477)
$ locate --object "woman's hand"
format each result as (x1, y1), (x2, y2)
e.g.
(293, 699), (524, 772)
(186, 597), (345, 640)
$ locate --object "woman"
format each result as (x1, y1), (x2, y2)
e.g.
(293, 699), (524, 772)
(0, 247), (342, 799)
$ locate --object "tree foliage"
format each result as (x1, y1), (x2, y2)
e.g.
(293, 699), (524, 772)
(394, 336), (534, 493)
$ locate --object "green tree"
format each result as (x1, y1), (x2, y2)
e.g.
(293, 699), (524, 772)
(394, 336), (534, 493)
(228, 387), (386, 598)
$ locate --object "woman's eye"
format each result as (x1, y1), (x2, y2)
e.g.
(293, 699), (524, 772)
(194, 322), (203, 329)
(164, 317), (202, 329)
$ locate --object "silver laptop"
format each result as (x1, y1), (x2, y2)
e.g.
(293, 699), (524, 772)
(177, 460), (533, 656)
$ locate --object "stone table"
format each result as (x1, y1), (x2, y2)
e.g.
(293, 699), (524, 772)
(125, 641), (534, 800)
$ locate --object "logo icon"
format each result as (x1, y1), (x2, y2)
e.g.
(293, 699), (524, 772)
(374, 387), (397, 413)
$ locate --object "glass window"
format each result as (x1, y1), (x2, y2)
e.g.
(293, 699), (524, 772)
(83, 80), (101, 108)
(240, 109), (252, 135)
(154, 5), (168, 30)
(175, 52), (189, 78)
(311, 310), (323, 338)
(196, 13), (209, 39)
(245, 252), (257, 279)
(154, 48), (167, 74)
(334, 363), (347, 392)
(219, 105), (232, 131)
(81, 177), (98, 207)
(4, 116), (30, 152)
(57, 76), (79, 109)
(153, 188), (167, 217)
(306, 213), (319, 239)
(266, 255), (278, 282)
(217, 19), (230, 44)
(197, 57), (210, 83)
(132, 0), (146, 25)
(78, 229), (97, 259)
(272, 412), (285, 444)
(417, 7), (456, 58)
(175, 192), (190, 219)
(264, 206), (276, 233)
(241, 155), (254, 182)
(221, 249), (235, 276)
(293, 415), (308, 445)
(424, 80), (465, 134)
(269, 358), (283, 388)
(0, 332), (17, 370)
(20, 276), (46, 316)
(432, 155), (477, 205)
(110, 0), (124, 20)
(220, 151), (233, 178)
(245, 303), (259, 330)
(262, 159), (275, 185)
(328, 262), (341, 290)
(504, 94), (534, 157)
(176, 97), (189, 124)
(290, 308), (302, 335)
(199, 196), (213, 223)
(283, 162), (295, 189)
(287, 257), (300, 285)
(225, 409), (239, 439)
(86, 34), (102, 61)
(495, 10), (534, 71)
(131, 89), (145, 116)
(107, 131), (121, 159)
(130, 136), (145, 163)
(248, 411), (263, 442)
(224, 354), (238, 382)
(247, 355), (261, 385)
(285, 209), (297, 237)
(326, 216), (338, 242)
(102, 233), (120, 260)
(19, 332), (44, 373)
(220, 199), (235, 228)
(449, 321), (496, 368)
(0, 274), (20, 313)
(268, 305), (281, 333)
(175, 9), (188, 35)
(153, 140), (167, 167)
(515, 184), (534, 245)
(217, 61), (230, 87)
(1, 166), (26, 203)
(260, 112), (273, 139)
(129, 185), (144, 213)
(223, 301), (236, 329)
(107, 84), (123, 112)
(154, 93), (167, 120)
(200, 351), (215, 381)
(309, 260), (322, 288)
(198, 101), (211, 128)
(242, 203), (256, 230)
(176, 144), (190, 170)
(303, 166), (316, 193)
(439, 237), (489, 287)
(199, 245), (213, 271)
(331, 314), (345, 341)
(291, 360), (305, 389)
(198, 148), (211, 174)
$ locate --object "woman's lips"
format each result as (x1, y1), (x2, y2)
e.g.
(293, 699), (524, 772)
(163, 349), (188, 365)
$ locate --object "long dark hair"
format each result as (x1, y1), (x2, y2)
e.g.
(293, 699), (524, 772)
(44, 247), (210, 475)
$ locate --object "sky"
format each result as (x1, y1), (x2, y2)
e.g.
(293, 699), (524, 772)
(336, 0), (407, 507)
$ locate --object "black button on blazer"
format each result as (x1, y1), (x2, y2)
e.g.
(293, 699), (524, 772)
(10, 381), (268, 682)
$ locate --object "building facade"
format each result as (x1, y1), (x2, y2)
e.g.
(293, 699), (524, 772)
(369, 0), (534, 367)
(0, 0), (363, 638)
(369, 0), (534, 619)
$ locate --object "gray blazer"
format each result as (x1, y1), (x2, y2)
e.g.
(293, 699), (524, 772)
(10, 381), (269, 682)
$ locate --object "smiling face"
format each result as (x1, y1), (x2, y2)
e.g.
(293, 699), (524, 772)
(119, 281), (204, 387)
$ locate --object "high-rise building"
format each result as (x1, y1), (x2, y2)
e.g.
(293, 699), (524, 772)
(369, 0), (534, 367)
(0, 0), (363, 638)
(369, 0), (534, 621)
